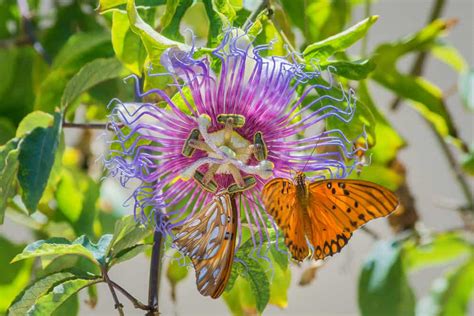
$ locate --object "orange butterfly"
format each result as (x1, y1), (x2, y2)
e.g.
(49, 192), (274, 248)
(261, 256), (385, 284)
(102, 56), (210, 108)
(173, 192), (237, 298)
(262, 172), (399, 261)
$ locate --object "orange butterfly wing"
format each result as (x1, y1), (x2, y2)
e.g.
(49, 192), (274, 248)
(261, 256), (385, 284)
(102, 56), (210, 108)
(174, 193), (237, 298)
(262, 178), (309, 261)
(307, 179), (399, 259)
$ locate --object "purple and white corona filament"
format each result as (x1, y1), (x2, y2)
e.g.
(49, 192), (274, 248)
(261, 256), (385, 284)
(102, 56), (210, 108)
(105, 29), (365, 255)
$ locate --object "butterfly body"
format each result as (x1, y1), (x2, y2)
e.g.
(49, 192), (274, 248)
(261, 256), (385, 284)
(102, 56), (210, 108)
(173, 192), (237, 298)
(262, 172), (399, 261)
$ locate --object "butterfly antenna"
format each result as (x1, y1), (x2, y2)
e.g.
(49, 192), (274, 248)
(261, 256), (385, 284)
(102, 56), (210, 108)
(302, 134), (323, 172)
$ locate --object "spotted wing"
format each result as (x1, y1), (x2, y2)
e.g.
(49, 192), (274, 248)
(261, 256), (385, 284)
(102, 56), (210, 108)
(262, 178), (309, 261)
(173, 193), (237, 298)
(307, 179), (399, 260)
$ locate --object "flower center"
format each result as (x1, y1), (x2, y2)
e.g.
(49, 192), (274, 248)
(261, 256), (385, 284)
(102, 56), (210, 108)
(181, 114), (274, 193)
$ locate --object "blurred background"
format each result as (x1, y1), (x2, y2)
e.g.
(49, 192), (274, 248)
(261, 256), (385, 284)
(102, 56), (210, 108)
(0, 0), (472, 315)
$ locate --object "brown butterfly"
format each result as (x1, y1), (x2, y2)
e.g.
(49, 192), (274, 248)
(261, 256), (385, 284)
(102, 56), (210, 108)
(173, 192), (237, 298)
(262, 172), (399, 261)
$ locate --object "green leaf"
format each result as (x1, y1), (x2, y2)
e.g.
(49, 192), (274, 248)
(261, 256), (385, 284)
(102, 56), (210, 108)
(254, 15), (286, 57)
(270, 245), (289, 271)
(0, 236), (33, 313)
(56, 169), (100, 238)
(98, 0), (165, 13)
(358, 241), (415, 316)
(15, 111), (54, 138)
(280, 0), (351, 45)
(127, 0), (188, 66)
(373, 19), (451, 70)
(86, 284), (98, 308)
(0, 117), (15, 144)
(223, 258), (270, 315)
(303, 16), (378, 62)
(109, 244), (152, 267)
(372, 70), (456, 140)
(203, 0), (236, 46)
(268, 260), (291, 309)
(358, 81), (405, 164)
(459, 69), (474, 111)
(371, 19), (460, 144)
(0, 48), (35, 125)
(108, 215), (153, 258)
(11, 238), (99, 266)
(403, 233), (471, 271)
(323, 59), (376, 80)
(51, 294), (78, 316)
(160, 0), (194, 42)
(0, 138), (20, 224)
(223, 277), (253, 316)
(350, 164), (403, 191)
(8, 271), (81, 316)
(166, 252), (189, 301)
(52, 32), (112, 70)
(61, 58), (125, 110)
(461, 146), (474, 176)
(18, 111), (62, 214)
(416, 259), (474, 316)
(240, 259), (270, 313)
(34, 32), (113, 113)
(56, 170), (83, 223)
(430, 40), (467, 73)
(305, 75), (376, 146)
(76, 235), (113, 266)
(23, 278), (99, 315)
(112, 10), (150, 75)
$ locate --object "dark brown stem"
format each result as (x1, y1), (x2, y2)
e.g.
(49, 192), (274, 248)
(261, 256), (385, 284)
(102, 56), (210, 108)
(0, 36), (31, 49)
(385, 0), (472, 212)
(63, 122), (108, 130)
(110, 280), (150, 311)
(102, 267), (125, 316)
(361, 226), (380, 240)
(147, 229), (163, 315)
(243, 0), (270, 30)
(429, 123), (474, 212)
(16, 0), (51, 64)
(360, 0), (372, 57)
(390, 0), (446, 110)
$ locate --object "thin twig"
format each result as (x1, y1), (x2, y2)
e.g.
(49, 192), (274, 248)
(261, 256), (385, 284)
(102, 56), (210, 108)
(390, 0), (446, 110)
(428, 122), (474, 212)
(147, 229), (163, 315)
(385, 0), (473, 212)
(63, 122), (108, 130)
(0, 36), (31, 49)
(110, 280), (150, 311)
(243, 0), (270, 30)
(361, 226), (380, 240)
(360, 0), (372, 57)
(16, 0), (51, 64)
(102, 267), (125, 316)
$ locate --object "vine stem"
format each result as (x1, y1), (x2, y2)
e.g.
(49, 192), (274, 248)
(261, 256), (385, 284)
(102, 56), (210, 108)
(360, 0), (372, 57)
(243, 0), (270, 30)
(63, 122), (108, 129)
(390, 0), (446, 111)
(102, 267), (125, 316)
(147, 229), (163, 315)
(16, 0), (51, 64)
(110, 280), (150, 311)
(384, 0), (473, 213)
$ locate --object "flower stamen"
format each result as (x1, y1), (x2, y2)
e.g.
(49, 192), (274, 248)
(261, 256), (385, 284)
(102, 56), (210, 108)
(181, 114), (274, 192)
